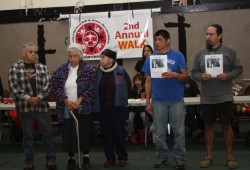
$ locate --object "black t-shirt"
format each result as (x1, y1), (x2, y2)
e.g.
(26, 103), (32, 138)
(24, 63), (37, 96)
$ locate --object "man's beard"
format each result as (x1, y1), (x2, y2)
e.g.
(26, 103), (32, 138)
(206, 40), (213, 51)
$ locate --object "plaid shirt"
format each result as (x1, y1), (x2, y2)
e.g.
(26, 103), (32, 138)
(8, 60), (50, 112)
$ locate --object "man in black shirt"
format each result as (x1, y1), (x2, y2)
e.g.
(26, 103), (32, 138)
(8, 42), (56, 170)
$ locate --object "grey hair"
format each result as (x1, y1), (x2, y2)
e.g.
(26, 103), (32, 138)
(22, 42), (37, 53)
(21, 42), (37, 58)
(67, 47), (83, 59)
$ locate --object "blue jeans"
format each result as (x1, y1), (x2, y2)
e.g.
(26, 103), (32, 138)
(18, 111), (56, 163)
(152, 99), (186, 161)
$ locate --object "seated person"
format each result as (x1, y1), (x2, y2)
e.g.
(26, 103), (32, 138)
(184, 76), (204, 141)
(127, 74), (146, 143)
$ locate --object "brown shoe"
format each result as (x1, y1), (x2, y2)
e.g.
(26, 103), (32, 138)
(118, 160), (127, 167)
(23, 162), (34, 170)
(46, 160), (57, 170)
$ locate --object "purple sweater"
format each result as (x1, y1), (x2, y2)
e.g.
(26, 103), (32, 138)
(50, 61), (95, 122)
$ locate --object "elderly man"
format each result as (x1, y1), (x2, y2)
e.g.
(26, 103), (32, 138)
(8, 42), (56, 170)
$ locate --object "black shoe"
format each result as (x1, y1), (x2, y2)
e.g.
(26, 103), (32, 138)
(83, 156), (90, 169)
(154, 160), (168, 168)
(175, 159), (186, 170)
(67, 159), (75, 170)
(103, 160), (115, 168)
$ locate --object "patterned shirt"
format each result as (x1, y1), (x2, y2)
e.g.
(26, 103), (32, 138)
(8, 60), (50, 112)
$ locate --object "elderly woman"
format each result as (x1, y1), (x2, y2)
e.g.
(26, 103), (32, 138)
(93, 49), (132, 168)
(50, 43), (96, 170)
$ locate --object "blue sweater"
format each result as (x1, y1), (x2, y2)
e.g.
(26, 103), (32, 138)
(93, 65), (131, 113)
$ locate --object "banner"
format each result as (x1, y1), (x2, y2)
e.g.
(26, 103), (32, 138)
(69, 9), (154, 60)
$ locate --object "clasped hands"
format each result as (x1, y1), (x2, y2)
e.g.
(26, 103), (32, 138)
(64, 97), (83, 112)
(28, 96), (41, 108)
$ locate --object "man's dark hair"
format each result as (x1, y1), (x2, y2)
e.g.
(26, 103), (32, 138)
(154, 29), (171, 40)
(209, 24), (223, 43)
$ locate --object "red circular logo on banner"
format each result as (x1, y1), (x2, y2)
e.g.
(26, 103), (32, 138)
(74, 21), (108, 56)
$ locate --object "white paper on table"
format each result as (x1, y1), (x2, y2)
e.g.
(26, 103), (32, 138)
(150, 55), (168, 78)
(205, 54), (223, 77)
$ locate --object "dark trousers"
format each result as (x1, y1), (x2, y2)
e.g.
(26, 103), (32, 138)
(186, 105), (204, 133)
(99, 107), (128, 161)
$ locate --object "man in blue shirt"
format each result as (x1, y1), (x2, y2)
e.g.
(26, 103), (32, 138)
(142, 29), (188, 169)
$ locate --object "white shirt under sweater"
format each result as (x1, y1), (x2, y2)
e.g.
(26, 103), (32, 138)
(64, 65), (78, 118)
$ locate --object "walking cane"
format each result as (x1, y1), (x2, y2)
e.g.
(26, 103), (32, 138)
(69, 110), (82, 170)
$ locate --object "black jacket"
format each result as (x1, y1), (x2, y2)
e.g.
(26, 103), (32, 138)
(184, 78), (200, 97)
(129, 85), (145, 113)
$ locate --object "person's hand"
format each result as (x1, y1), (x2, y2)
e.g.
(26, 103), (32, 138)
(146, 103), (153, 116)
(162, 72), (177, 79)
(216, 73), (228, 81)
(28, 96), (40, 107)
(201, 73), (212, 81)
(63, 98), (74, 111)
(72, 97), (83, 110)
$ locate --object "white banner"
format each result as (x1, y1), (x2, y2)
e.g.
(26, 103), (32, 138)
(69, 9), (154, 60)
